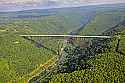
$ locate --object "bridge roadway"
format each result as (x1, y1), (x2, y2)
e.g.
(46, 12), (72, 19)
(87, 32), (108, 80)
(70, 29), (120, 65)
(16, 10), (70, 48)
(20, 35), (112, 39)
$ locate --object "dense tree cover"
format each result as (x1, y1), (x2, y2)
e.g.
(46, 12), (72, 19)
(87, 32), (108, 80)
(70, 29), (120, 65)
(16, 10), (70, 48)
(29, 16), (125, 82)
(0, 31), (55, 82)
(1, 4), (125, 83)
(49, 27), (125, 83)
(0, 6), (97, 82)
(0, 9), (94, 82)
(50, 52), (125, 83)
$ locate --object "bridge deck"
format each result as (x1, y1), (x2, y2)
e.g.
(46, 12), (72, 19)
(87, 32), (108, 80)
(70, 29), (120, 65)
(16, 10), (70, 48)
(20, 35), (112, 38)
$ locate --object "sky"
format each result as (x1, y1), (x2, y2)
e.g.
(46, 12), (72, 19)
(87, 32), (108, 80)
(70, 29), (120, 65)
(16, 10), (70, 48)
(0, 0), (125, 11)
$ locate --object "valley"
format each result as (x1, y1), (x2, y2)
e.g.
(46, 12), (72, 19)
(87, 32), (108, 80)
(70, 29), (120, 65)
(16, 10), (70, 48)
(0, 3), (125, 83)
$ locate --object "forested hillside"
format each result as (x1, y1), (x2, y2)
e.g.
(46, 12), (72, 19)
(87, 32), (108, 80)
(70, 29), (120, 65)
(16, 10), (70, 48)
(0, 27), (55, 82)
(0, 6), (95, 82)
(79, 10), (125, 35)
(0, 3), (125, 83)
(49, 26), (125, 83)
(36, 19), (125, 83)
(29, 7), (125, 82)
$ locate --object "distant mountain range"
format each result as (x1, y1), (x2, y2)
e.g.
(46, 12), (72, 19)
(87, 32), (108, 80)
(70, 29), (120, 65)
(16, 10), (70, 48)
(0, 3), (125, 18)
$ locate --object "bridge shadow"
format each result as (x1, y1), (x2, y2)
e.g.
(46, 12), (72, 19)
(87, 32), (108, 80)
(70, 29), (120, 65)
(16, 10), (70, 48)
(22, 36), (57, 54)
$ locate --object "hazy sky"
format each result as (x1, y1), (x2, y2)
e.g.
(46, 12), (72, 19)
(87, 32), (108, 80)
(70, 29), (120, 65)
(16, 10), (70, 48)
(0, 0), (125, 11)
